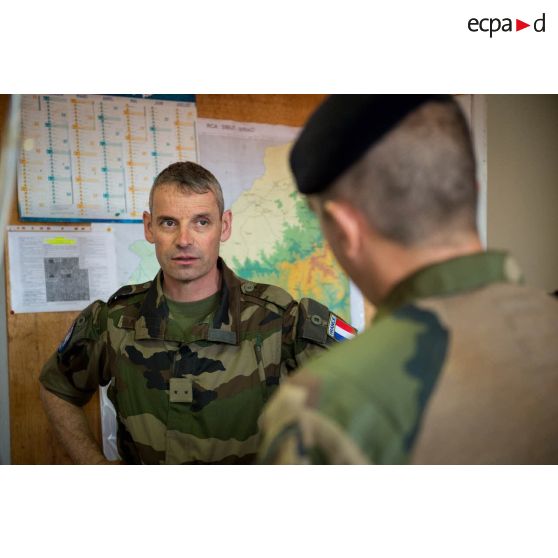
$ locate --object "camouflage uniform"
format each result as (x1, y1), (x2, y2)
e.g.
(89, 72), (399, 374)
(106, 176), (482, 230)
(40, 258), (343, 464)
(259, 251), (558, 464)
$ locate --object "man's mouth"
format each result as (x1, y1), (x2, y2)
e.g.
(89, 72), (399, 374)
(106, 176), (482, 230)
(172, 255), (199, 264)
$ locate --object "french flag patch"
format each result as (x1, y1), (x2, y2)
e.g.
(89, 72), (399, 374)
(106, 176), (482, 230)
(327, 314), (357, 342)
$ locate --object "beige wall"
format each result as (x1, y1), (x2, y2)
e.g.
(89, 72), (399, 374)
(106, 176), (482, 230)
(487, 95), (558, 292)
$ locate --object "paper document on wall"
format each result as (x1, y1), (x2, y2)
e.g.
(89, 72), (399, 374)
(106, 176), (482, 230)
(18, 94), (197, 222)
(7, 229), (118, 313)
(91, 222), (158, 288)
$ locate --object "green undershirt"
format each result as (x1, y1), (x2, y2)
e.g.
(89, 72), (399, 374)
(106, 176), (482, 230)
(165, 292), (220, 340)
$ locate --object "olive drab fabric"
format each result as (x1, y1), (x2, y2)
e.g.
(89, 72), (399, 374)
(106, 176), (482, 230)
(40, 259), (343, 464)
(258, 251), (558, 464)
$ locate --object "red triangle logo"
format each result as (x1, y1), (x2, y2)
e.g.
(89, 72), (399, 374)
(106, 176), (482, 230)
(516, 19), (530, 31)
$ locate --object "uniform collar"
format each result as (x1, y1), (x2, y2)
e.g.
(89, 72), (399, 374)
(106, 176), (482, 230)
(134, 258), (241, 344)
(374, 250), (523, 322)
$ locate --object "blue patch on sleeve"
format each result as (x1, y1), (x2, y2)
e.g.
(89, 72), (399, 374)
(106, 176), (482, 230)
(57, 321), (76, 353)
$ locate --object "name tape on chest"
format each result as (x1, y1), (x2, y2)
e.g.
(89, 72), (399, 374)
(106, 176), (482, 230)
(327, 314), (357, 342)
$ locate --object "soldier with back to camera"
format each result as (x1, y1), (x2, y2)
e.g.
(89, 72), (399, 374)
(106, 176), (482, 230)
(259, 95), (558, 464)
(40, 161), (354, 464)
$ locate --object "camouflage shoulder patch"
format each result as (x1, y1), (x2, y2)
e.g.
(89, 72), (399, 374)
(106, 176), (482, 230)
(241, 281), (294, 311)
(298, 298), (331, 345)
(108, 281), (152, 306)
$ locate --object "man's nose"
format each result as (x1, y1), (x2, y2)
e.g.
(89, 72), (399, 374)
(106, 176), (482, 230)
(176, 225), (193, 247)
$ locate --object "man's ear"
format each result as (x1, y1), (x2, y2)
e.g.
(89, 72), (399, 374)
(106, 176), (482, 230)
(322, 199), (363, 261)
(143, 211), (154, 244)
(220, 210), (232, 242)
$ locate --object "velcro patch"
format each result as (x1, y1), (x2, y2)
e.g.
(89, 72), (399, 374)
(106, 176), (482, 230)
(327, 314), (357, 342)
(169, 377), (193, 404)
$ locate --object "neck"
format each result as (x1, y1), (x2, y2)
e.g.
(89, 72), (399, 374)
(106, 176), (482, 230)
(162, 267), (221, 302)
(361, 233), (483, 305)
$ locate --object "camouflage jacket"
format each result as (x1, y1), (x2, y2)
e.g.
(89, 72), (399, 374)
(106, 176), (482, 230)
(40, 258), (345, 464)
(259, 251), (558, 464)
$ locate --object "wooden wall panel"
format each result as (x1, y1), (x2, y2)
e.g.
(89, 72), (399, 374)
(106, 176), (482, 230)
(197, 94), (327, 126)
(4, 93), (373, 464)
(3, 106), (101, 463)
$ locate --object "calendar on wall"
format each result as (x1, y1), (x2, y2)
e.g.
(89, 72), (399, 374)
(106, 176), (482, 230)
(18, 94), (197, 222)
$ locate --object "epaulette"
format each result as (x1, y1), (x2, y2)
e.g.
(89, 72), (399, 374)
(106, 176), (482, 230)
(108, 281), (152, 305)
(239, 280), (294, 311)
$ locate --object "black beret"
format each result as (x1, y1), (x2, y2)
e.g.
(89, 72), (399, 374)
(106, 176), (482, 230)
(290, 94), (453, 195)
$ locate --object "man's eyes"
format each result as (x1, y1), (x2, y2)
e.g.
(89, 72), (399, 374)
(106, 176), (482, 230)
(159, 218), (210, 227)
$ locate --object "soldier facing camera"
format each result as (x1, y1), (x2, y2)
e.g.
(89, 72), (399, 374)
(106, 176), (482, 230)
(39, 161), (354, 464)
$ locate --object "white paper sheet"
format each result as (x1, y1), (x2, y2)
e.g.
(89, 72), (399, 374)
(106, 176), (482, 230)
(7, 228), (118, 313)
(91, 222), (158, 289)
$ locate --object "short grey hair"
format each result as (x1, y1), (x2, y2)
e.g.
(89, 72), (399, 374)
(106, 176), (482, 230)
(322, 100), (478, 247)
(149, 161), (225, 216)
